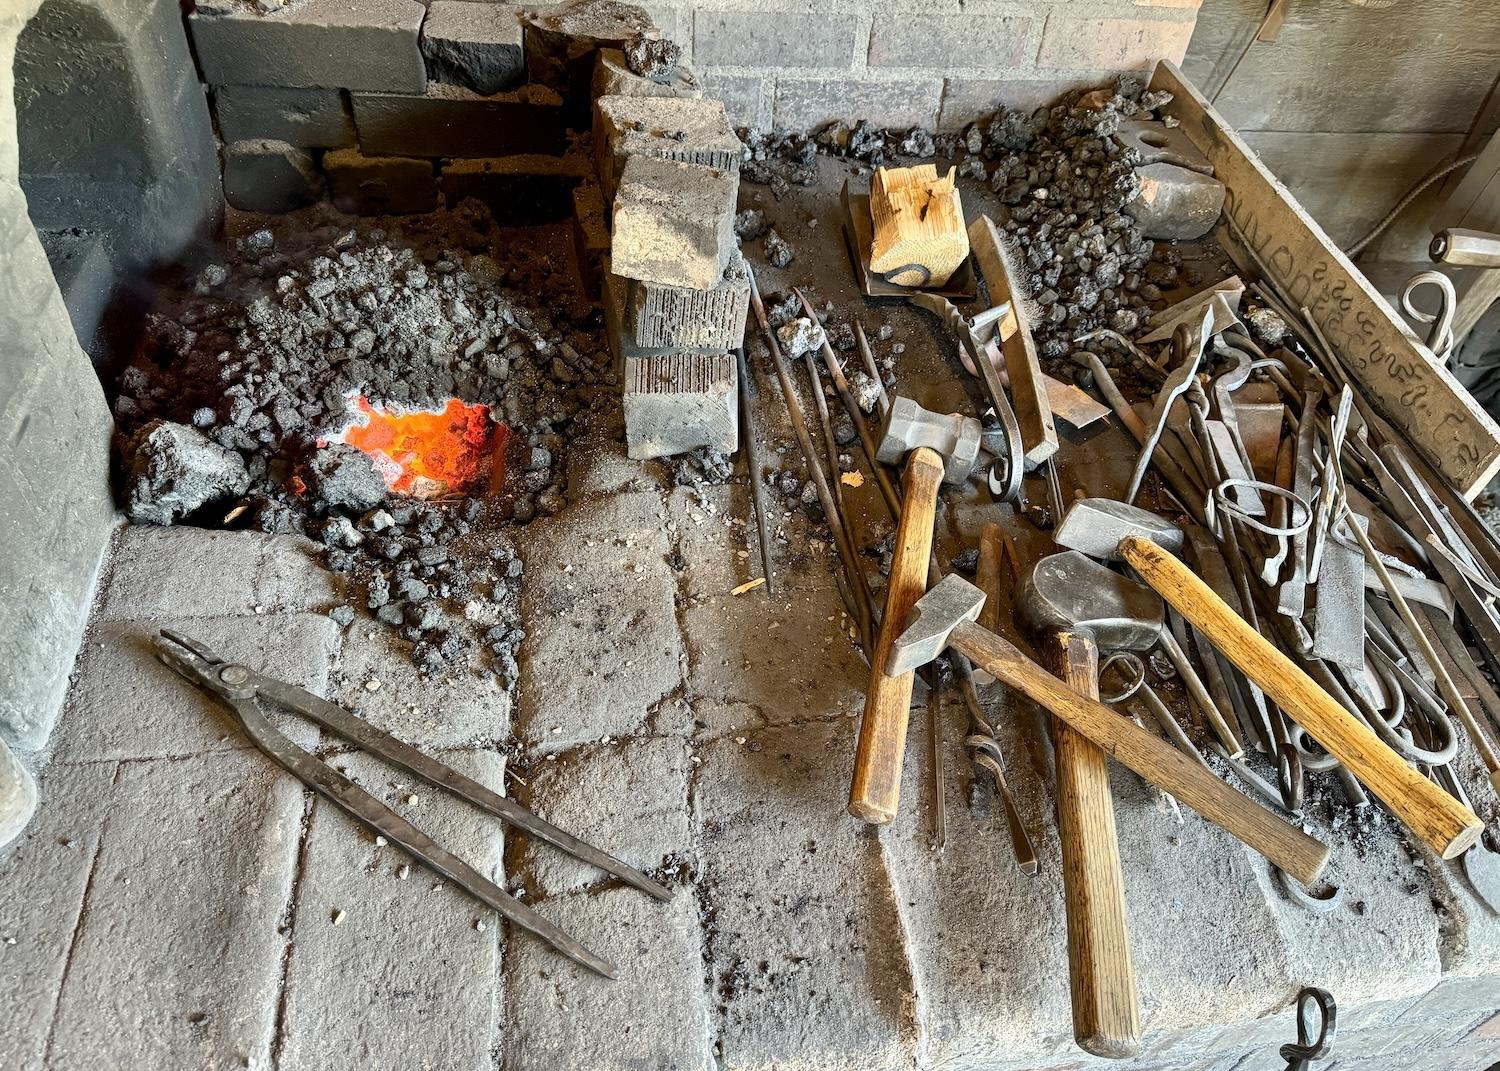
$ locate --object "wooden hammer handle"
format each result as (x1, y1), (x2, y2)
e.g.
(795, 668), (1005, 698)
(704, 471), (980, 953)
(1051, 632), (1141, 1059)
(948, 619), (1330, 885)
(1119, 535), (1484, 860)
(849, 447), (945, 823)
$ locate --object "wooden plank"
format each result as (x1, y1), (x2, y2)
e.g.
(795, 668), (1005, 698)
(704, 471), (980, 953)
(1153, 60), (1500, 499)
(968, 213), (1058, 463)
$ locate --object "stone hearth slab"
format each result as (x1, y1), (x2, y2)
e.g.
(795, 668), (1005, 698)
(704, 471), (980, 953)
(277, 748), (505, 1070)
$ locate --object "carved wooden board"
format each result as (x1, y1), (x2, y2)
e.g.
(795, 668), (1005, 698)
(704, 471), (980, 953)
(1151, 61), (1500, 498)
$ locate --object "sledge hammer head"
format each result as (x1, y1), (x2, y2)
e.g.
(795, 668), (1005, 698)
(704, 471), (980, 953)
(1016, 551), (1164, 650)
(875, 395), (982, 483)
(1053, 497), (1186, 561)
(886, 574), (986, 676)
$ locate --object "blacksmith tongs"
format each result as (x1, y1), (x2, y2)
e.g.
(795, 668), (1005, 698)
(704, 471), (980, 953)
(154, 628), (671, 979)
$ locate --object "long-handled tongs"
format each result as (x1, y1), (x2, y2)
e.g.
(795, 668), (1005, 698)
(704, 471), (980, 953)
(154, 628), (671, 978)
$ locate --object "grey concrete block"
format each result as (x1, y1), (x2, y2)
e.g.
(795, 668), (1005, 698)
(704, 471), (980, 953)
(99, 527), (338, 621)
(937, 75), (1097, 132)
(324, 147), (438, 215)
(213, 85), (356, 148)
(514, 492), (684, 751)
(278, 748), (505, 1070)
(37, 228), (114, 354)
(17, 0), (222, 269)
(421, 0), (526, 95)
(503, 884), (711, 1071)
(774, 76), (944, 132)
(1035, 13), (1196, 72)
(622, 351), (737, 460)
(592, 45), (700, 103)
(53, 613), (337, 764)
(594, 93), (741, 202)
(572, 180), (611, 298)
(868, 13), (1036, 69)
(222, 139), (324, 214)
(1126, 162), (1226, 241)
(697, 70), (771, 130)
(680, 581), (863, 730)
(516, 736), (691, 897)
(440, 153), (590, 225)
(625, 249), (749, 350)
(524, 0), (659, 119)
(695, 720), (918, 1070)
(44, 751), (303, 1071)
(0, 762), (116, 1071)
(693, 10), (857, 69)
(352, 83), (566, 158)
(611, 154), (737, 290)
(662, 485), (757, 596)
(188, 0), (427, 92)
(0, 736), (36, 848)
(332, 625), (512, 750)
(562, 422), (665, 498)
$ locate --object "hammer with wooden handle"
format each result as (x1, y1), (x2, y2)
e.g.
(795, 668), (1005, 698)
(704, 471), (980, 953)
(888, 573), (1331, 885)
(848, 396), (980, 825)
(1053, 497), (1484, 860)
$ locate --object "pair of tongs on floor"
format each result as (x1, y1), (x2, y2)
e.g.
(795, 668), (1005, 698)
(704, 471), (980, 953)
(154, 628), (670, 978)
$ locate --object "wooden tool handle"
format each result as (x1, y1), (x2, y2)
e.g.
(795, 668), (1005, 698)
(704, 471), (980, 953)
(1051, 632), (1141, 1059)
(1119, 535), (1484, 860)
(948, 620), (1330, 884)
(849, 447), (945, 823)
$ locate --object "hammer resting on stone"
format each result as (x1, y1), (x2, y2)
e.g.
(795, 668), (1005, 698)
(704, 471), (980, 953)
(849, 396), (980, 824)
(1054, 498), (1484, 861)
(889, 573), (1331, 885)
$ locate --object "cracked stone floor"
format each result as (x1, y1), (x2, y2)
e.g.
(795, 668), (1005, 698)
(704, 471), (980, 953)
(5, 157), (1500, 1068)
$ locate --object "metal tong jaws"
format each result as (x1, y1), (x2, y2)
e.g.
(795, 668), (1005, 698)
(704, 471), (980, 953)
(155, 629), (672, 979)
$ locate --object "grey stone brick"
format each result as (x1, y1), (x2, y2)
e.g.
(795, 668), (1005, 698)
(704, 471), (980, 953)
(0, 735), (37, 848)
(622, 351), (738, 460)
(680, 580), (864, 730)
(594, 93), (741, 201)
(572, 180), (611, 298)
(524, 0), (659, 119)
(625, 249), (749, 350)
(695, 720), (918, 1069)
(188, 0), (427, 92)
(868, 13), (1036, 70)
(515, 736), (691, 897)
(213, 85), (356, 148)
(503, 884), (711, 1071)
(698, 69), (771, 129)
(937, 75), (1098, 132)
(693, 10), (858, 69)
(0, 762), (116, 1071)
(352, 84), (566, 158)
(332, 625), (513, 749)
(611, 154), (738, 290)
(1036, 14), (1196, 72)
(421, 1), (526, 95)
(514, 492), (684, 751)
(44, 751), (302, 1071)
(324, 148), (439, 215)
(37, 228), (114, 354)
(1126, 162), (1226, 240)
(592, 45), (700, 103)
(222, 139), (324, 213)
(440, 154), (590, 225)
(773, 76), (943, 132)
(53, 613), (337, 764)
(278, 748), (505, 1070)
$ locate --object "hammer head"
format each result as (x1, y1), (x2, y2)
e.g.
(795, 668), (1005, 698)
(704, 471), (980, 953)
(1016, 551), (1164, 651)
(875, 396), (981, 483)
(1054, 498), (1185, 561)
(886, 574), (985, 676)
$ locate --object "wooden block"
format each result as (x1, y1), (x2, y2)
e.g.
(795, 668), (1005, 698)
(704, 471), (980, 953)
(868, 164), (969, 288)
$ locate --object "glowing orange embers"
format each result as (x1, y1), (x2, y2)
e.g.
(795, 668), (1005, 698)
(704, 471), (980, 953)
(336, 397), (507, 498)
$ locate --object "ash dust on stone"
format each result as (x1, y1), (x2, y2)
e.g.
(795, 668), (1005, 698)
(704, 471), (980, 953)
(110, 199), (615, 686)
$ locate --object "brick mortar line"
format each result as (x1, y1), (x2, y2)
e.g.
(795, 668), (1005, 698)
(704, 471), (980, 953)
(37, 761), (120, 1070)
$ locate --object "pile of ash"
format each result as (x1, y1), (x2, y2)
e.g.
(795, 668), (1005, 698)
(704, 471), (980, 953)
(735, 76), (1189, 382)
(110, 199), (616, 684)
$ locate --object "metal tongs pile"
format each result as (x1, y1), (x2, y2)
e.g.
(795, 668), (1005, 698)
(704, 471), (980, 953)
(155, 629), (672, 976)
(1105, 280), (1500, 908)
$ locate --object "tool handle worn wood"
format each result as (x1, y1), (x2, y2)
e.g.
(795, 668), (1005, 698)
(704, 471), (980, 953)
(947, 620), (1330, 884)
(850, 447), (945, 823)
(1119, 535), (1485, 860)
(1051, 632), (1141, 1059)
